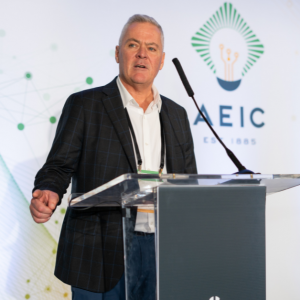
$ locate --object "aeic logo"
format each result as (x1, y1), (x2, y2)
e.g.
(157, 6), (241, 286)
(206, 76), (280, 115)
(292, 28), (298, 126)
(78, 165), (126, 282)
(191, 2), (264, 91)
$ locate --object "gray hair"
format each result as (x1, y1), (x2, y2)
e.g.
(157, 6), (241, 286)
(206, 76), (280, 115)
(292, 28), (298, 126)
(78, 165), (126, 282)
(119, 14), (164, 49)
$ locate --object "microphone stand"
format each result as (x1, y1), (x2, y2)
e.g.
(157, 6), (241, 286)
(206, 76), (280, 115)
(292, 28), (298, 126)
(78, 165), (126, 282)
(172, 58), (253, 174)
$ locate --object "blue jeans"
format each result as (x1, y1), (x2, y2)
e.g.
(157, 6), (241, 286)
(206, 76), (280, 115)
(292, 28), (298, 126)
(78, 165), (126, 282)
(71, 274), (125, 300)
(127, 233), (156, 300)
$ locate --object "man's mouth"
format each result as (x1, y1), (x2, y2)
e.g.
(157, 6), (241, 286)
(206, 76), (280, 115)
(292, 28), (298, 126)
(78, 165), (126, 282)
(135, 64), (146, 69)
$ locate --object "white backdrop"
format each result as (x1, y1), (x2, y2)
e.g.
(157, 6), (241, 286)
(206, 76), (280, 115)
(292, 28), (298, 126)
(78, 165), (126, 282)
(0, 0), (300, 299)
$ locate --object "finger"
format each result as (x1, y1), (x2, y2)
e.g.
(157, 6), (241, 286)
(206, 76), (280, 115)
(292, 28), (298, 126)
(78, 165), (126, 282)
(34, 218), (50, 223)
(34, 193), (49, 205)
(30, 205), (51, 223)
(31, 215), (51, 223)
(33, 190), (48, 205)
(31, 198), (53, 215)
(30, 203), (51, 218)
(31, 214), (50, 223)
(30, 203), (52, 219)
(32, 189), (42, 198)
(31, 215), (50, 223)
(32, 191), (49, 206)
(48, 197), (59, 211)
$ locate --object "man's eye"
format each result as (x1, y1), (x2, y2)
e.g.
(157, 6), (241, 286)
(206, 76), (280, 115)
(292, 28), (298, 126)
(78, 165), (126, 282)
(129, 44), (136, 48)
(149, 47), (156, 51)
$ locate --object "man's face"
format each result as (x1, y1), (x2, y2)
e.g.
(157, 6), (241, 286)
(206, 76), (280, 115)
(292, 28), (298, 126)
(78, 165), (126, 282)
(115, 22), (165, 87)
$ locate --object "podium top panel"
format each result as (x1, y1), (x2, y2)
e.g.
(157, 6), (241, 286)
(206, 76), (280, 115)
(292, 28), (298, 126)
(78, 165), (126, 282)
(69, 173), (300, 207)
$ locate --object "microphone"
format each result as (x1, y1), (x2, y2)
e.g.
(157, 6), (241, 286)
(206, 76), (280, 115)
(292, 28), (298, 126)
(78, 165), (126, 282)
(172, 58), (251, 173)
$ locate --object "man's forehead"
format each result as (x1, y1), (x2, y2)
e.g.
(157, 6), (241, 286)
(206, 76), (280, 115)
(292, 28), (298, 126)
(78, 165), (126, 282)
(124, 38), (160, 47)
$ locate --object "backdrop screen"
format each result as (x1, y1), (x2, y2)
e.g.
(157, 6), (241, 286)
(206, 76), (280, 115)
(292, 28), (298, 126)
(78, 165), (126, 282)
(1, 0), (300, 299)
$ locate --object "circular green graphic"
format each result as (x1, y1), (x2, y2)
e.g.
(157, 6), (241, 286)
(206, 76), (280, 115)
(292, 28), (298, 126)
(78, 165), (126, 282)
(25, 294), (30, 299)
(60, 208), (66, 214)
(86, 77), (93, 85)
(26, 279), (30, 283)
(55, 220), (58, 224)
(25, 72), (32, 79)
(17, 123), (25, 130)
(49, 116), (56, 124)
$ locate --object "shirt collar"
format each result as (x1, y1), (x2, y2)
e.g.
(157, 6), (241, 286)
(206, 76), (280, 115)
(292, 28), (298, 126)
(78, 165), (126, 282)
(116, 76), (162, 112)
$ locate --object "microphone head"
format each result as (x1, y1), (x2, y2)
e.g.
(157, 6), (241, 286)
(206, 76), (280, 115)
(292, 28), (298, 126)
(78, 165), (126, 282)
(172, 58), (194, 97)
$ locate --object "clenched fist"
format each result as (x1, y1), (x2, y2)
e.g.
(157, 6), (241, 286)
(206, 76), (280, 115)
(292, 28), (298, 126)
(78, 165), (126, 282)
(30, 190), (59, 223)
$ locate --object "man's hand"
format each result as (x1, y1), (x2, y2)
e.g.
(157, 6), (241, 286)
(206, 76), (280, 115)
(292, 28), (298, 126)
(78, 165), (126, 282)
(30, 190), (59, 223)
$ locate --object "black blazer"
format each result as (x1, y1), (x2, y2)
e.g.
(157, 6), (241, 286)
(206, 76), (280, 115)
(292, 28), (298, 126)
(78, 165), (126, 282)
(34, 77), (197, 292)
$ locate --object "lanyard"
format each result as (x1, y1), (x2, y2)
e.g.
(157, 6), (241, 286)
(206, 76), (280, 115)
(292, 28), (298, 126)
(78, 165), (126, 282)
(125, 108), (165, 175)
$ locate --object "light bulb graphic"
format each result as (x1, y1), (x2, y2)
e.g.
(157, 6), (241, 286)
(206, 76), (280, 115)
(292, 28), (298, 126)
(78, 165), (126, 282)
(191, 2), (264, 91)
(220, 44), (239, 81)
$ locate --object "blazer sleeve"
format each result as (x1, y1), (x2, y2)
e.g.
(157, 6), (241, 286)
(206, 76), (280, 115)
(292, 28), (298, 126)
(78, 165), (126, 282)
(183, 108), (197, 174)
(33, 94), (84, 203)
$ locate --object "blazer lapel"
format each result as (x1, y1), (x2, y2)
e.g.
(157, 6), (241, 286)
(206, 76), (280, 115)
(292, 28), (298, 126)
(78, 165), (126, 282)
(161, 101), (177, 173)
(102, 78), (137, 173)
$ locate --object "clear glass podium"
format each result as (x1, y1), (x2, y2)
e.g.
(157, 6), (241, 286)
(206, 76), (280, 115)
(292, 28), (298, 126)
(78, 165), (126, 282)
(69, 174), (300, 300)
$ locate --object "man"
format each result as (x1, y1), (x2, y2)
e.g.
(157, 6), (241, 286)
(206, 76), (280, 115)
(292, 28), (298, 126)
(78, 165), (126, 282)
(30, 14), (197, 300)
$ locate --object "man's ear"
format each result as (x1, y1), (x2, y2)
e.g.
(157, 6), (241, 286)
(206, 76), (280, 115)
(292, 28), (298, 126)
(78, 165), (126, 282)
(159, 52), (165, 70)
(115, 46), (119, 63)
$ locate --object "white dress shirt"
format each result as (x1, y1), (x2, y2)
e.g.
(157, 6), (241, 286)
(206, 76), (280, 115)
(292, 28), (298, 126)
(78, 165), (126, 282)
(116, 76), (166, 232)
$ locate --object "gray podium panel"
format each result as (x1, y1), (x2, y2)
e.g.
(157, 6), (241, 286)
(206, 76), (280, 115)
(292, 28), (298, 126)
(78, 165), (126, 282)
(157, 185), (266, 300)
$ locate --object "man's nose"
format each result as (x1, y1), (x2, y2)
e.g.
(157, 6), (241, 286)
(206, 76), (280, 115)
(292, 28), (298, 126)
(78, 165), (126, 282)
(136, 45), (148, 59)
